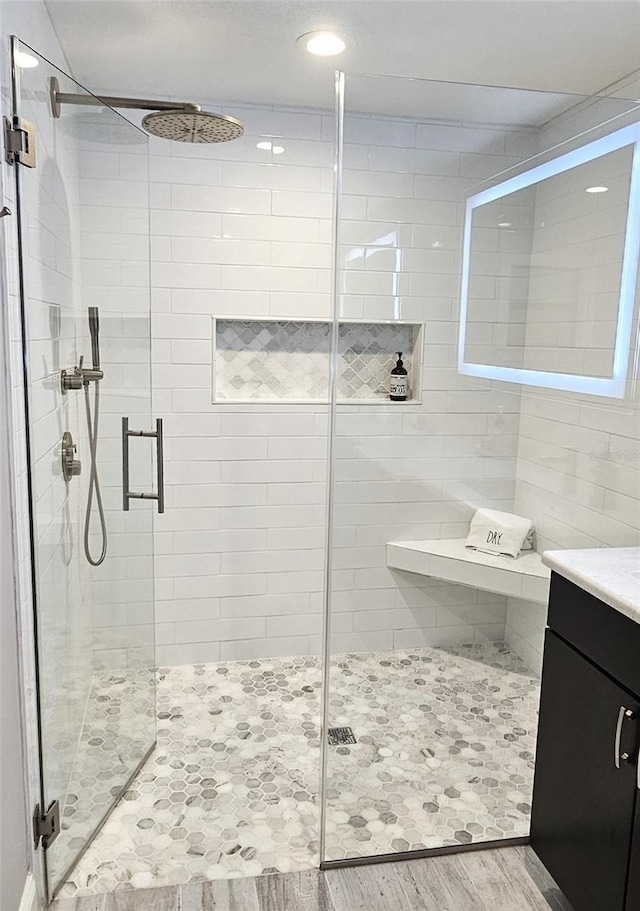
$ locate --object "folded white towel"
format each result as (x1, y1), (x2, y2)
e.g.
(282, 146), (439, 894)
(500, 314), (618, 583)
(521, 528), (535, 551)
(465, 508), (534, 559)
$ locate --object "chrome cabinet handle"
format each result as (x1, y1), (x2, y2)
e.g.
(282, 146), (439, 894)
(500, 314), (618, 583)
(614, 706), (634, 769)
(122, 417), (165, 514)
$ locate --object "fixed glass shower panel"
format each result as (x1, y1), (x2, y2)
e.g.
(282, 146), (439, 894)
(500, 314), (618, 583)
(321, 72), (640, 864)
(12, 39), (156, 899)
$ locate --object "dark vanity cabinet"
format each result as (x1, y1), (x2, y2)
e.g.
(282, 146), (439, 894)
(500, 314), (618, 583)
(531, 573), (640, 911)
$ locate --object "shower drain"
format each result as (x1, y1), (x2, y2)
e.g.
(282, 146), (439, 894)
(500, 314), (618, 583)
(328, 727), (357, 746)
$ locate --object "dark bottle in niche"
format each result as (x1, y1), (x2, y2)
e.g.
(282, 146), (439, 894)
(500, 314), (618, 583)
(390, 352), (408, 401)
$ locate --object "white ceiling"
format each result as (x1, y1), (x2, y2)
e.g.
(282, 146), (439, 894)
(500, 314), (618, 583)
(44, 0), (640, 121)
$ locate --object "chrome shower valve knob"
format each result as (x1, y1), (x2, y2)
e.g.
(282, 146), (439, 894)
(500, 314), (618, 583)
(61, 358), (104, 393)
(61, 366), (83, 392)
(61, 431), (81, 482)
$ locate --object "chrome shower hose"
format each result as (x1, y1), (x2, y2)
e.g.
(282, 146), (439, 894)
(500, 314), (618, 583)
(83, 380), (107, 566)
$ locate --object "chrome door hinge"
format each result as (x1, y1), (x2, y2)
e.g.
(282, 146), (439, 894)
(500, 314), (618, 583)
(33, 800), (60, 850)
(4, 116), (36, 167)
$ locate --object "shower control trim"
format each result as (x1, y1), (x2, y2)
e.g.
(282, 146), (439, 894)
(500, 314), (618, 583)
(61, 432), (81, 482)
(61, 357), (104, 393)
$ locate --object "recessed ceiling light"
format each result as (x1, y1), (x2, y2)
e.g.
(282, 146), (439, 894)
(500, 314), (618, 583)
(297, 31), (347, 57)
(256, 141), (286, 154)
(16, 51), (38, 68)
(498, 221), (512, 228)
(586, 185), (608, 193)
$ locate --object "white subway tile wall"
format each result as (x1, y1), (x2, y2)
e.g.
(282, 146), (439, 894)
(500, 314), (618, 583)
(330, 113), (535, 663)
(78, 102), (534, 665)
(77, 96), (638, 671)
(135, 108), (334, 663)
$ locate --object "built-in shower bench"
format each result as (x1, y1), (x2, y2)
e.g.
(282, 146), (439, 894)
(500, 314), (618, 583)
(386, 538), (551, 604)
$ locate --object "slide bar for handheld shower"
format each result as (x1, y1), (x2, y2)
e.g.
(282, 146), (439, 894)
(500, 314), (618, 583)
(50, 78), (201, 118)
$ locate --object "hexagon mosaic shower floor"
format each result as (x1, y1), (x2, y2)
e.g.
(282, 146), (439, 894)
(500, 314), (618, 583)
(61, 642), (540, 898)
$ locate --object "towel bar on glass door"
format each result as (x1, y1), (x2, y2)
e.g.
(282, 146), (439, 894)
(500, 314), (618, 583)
(121, 416), (164, 513)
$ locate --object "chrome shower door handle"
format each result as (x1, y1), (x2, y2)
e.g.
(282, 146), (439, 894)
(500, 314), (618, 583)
(122, 417), (165, 513)
(156, 418), (165, 514)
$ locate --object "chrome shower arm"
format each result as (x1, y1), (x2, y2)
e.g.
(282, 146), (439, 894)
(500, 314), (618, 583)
(50, 78), (201, 118)
(54, 94), (201, 112)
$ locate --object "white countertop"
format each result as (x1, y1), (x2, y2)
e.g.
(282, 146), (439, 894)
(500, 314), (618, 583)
(542, 547), (640, 625)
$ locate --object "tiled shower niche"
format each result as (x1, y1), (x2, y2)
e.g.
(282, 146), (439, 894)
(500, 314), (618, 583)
(212, 318), (423, 404)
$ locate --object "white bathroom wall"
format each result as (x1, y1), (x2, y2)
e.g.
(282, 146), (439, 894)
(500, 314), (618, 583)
(84, 96), (539, 665)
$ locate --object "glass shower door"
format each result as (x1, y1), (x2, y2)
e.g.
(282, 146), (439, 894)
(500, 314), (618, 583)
(321, 70), (640, 866)
(12, 38), (157, 900)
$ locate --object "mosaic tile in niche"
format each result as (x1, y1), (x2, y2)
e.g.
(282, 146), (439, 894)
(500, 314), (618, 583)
(214, 319), (419, 402)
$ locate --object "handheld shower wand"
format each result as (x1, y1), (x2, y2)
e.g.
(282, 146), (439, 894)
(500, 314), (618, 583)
(89, 306), (100, 370)
(83, 307), (107, 566)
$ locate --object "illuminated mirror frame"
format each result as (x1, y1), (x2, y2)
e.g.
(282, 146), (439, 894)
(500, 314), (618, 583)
(458, 122), (640, 398)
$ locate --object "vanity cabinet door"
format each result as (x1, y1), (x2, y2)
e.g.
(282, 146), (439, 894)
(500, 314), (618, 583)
(531, 630), (639, 911)
(626, 800), (640, 911)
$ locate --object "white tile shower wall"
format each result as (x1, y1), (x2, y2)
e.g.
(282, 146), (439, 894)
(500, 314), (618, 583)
(78, 134), (156, 674)
(328, 113), (538, 659)
(82, 101), (540, 664)
(87, 104), (335, 665)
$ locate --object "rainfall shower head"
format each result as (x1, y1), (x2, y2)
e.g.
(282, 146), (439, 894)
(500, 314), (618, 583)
(49, 78), (244, 144)
(141, 109), (244, 143)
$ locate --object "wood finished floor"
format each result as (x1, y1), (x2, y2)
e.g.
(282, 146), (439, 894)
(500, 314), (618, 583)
(52, 846), (574, 911)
